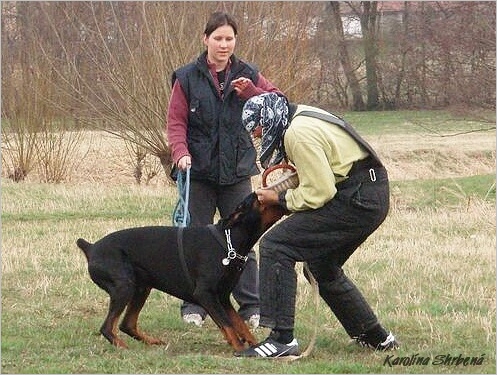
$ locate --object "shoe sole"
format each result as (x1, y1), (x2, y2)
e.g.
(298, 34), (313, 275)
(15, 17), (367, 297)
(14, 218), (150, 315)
(235, 354), (302, 361)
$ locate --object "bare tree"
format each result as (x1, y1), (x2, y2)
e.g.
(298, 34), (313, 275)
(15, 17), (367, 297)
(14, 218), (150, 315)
(377, 1), (495, 109)
(320, 1), (366, 110)
(2, 1), (494, 185)
(357, 1), (380, 109)
(2, 2), (83, 182)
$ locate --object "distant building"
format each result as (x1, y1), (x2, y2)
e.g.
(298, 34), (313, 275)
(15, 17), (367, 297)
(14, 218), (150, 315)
(340, 1), (408, 38)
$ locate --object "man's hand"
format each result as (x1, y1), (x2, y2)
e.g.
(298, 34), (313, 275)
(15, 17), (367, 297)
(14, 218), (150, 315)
(255, 188), (279, 206)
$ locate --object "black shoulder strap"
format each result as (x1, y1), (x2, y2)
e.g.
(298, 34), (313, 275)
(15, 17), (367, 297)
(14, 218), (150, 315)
(294, 110), (382, 165)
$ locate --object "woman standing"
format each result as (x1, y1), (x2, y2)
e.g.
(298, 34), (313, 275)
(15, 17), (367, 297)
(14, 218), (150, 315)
(166, 11), (282, 328)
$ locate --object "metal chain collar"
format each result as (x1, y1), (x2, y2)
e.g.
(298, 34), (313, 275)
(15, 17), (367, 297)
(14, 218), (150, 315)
(221, 229), (248, 266)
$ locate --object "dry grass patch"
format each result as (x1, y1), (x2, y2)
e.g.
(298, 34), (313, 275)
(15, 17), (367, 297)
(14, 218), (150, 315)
(2, 114), (495, 373)
(2, 125), (495, 186)
(2, 177), (495, 373)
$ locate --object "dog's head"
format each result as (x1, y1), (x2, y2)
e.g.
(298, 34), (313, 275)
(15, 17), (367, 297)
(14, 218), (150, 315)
(223, 192), (286, 234)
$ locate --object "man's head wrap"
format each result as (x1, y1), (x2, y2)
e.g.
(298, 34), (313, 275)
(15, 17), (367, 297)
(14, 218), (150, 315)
(242, 93), (289, 168)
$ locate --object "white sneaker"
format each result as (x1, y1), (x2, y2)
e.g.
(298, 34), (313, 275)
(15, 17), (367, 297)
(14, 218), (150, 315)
(182, 313), (204, 327)
(247, 314), (260, 329)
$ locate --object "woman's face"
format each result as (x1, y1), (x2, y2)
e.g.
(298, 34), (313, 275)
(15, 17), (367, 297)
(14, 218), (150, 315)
(203, 24), (236, 68)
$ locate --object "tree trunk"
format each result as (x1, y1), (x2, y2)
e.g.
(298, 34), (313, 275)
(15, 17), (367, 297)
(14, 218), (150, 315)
(328, 2), (365, 111)
(360, 1), (380, 110)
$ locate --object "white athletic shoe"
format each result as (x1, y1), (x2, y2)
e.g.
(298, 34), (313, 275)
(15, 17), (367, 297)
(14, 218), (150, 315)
(182, 313), (204, 327)
(247, 314), (260, 329)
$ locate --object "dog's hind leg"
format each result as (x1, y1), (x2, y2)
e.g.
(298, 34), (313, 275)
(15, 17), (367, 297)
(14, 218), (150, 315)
(90, 264), (137, 348)
(100, 286), (134, 349)
(119, 286), (165, 345)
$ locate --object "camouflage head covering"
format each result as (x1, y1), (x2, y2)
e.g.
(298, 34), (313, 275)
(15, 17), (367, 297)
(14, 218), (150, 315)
(242, 93), (289, 168)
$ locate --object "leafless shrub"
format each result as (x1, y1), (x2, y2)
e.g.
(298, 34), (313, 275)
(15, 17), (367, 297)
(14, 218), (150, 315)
(34, 2), (196, 179)
(1, 2), (86, 183)
(123, 137), (163, 185)
(1, 126), (37, 182)
(35, 125), (84, 183)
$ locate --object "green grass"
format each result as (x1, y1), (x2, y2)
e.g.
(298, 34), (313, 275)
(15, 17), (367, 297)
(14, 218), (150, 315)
(391, 174), (496, 209)
(2, 175), (495, 374)
(1, 111), (495, 373)
(1, 183), (176, 223)
(343, 109), (496, 136)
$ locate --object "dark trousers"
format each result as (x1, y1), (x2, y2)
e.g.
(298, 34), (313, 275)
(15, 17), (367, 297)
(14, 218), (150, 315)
(180, 178), (259, 320)
(259, 159), (390, 337)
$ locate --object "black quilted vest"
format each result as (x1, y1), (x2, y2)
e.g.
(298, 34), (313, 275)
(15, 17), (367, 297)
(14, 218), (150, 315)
(172, 52), (260, 185)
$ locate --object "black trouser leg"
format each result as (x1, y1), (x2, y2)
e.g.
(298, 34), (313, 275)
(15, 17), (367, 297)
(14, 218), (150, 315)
(181, 179), (259, 319)
(314, 268), (380, 338)
(259, 241), (297, 331)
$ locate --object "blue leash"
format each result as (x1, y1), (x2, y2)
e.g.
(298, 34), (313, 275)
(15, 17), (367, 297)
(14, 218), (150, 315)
(172, 168), (194, 290)
(172, 168), (191, 227)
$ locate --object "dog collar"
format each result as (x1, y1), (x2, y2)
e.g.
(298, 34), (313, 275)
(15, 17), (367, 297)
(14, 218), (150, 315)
(221, 229), (248, 266)
(207, 225), (248, 267)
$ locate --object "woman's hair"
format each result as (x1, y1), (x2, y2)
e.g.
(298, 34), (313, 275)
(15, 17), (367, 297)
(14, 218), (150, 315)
(204, 11), (238, 37)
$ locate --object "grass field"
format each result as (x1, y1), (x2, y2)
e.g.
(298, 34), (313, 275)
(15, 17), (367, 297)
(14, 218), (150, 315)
(2, 110), (496, 373)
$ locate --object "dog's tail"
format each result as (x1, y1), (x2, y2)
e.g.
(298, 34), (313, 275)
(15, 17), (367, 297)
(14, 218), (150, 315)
(76, 238), (92, 262)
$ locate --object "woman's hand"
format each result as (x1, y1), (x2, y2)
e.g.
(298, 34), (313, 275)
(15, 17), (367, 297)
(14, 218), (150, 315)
(177, 155), (192, 171)
(232, 77), (252, 95)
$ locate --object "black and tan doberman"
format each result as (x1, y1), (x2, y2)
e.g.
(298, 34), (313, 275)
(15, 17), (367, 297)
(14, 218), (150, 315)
(76, 192), (286, 352)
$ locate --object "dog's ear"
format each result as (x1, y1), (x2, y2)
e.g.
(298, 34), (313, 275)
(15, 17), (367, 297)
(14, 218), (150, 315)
(233, 193), (258, 215)
(224, 193), (259, 229)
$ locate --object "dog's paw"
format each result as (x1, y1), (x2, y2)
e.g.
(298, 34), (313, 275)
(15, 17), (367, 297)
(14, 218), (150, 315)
(143, 336), (166, 345)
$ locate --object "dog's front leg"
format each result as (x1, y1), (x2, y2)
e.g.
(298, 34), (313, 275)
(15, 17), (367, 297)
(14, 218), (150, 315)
(224, 306), (257, 346)
(194, 291), (245, 351)
(219, 325), (246, 352)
